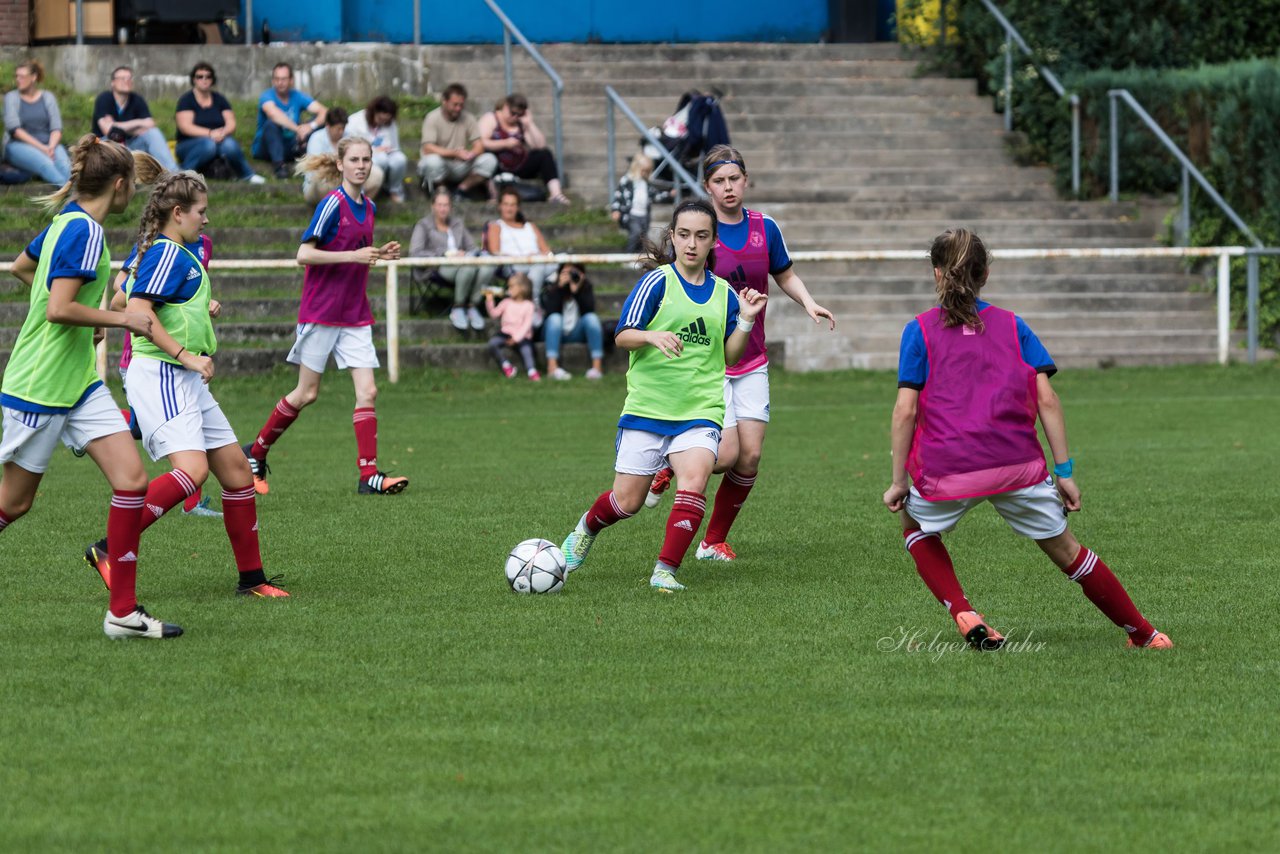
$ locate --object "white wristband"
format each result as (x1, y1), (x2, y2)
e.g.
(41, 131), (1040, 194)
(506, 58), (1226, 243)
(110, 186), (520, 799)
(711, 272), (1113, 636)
(736, 318), (755, 333)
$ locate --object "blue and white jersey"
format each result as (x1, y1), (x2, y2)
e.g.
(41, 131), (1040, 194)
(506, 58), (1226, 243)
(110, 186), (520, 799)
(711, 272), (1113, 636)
(23, 202), (105, 287)
(717, 210), (792, 276)
(130, 240), (204, 305)
(897, 300), (1056, 389)
(302, 187), (373, 247)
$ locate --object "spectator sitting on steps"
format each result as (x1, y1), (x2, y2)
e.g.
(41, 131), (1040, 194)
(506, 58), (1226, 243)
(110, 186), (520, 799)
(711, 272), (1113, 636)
(252, 62), (327, 179)
(302, 108), (385, 204)
(418, 83), (498, 199)
(92, 66), (177, 171)
(175, 62), (263, 183)
(542, 262), (605, 381)
(410, 186), (495, 332)
(346, 95), (407, 203)
(477, 93), (569, 205)
(3, 59), (70, 184)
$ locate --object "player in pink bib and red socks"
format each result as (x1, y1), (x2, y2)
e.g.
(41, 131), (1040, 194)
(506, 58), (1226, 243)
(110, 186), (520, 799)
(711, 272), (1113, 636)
(883, 228), (1171, 651)
(243, 137), (406, 496)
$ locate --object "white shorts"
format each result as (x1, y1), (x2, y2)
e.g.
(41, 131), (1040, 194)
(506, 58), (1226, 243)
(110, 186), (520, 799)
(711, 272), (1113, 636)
(614, 426), (721, 476)
(723, 366), (770, 428)
(125, 357), (238, 461)
(906, 477), (1069, 540)
(287, 323), (380, 373)
(0, 385), (127, 473)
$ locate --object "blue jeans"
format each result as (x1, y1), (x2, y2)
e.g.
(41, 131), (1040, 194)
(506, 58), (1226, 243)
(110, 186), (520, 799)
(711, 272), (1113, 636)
(122, 128), (177, 171)
(544, 311), (604, 360)
(252, 122), (302, 164)
(176, 136), (255, 179)
(4, 140), (70, 184)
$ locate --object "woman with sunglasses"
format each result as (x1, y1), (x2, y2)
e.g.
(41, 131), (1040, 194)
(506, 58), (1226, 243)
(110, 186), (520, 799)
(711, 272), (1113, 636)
(174, 62), (264, 183)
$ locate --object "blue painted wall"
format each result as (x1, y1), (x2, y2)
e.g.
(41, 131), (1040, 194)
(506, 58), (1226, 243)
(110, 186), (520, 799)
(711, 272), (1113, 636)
(247, 0), (830, 44)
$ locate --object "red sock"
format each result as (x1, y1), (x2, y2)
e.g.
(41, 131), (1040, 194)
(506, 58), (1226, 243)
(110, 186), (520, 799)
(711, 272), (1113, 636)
(183, 488), (203, 513)
(139, 469), (199, 533)
(658, 490), (706, 569)
(221, 486), (263, 575)
(584, 490), (633, 534)
(904, 528), (973, 618)
(703, 469), (755, 545)
(1064, 547), (1155, 644)
(252, 397), (300, 461)
(108, 489), (146, 617)
(353, 407), (378, 478)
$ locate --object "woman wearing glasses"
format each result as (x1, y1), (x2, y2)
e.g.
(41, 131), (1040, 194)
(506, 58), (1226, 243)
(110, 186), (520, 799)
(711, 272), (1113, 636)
(476, 92), (569, 205)
(174, 62), (264, 183)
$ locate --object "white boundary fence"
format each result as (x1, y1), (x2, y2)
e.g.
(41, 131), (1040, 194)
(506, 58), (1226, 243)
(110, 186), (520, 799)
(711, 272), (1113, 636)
(0, 245), (1259, 379)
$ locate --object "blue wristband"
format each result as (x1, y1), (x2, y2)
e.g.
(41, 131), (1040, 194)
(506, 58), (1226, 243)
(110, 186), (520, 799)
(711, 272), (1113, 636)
(1053, 458), (1074, 479)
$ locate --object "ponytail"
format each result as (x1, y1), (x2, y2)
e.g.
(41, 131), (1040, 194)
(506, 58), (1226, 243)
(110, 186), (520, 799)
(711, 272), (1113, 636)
(133, 169), (209, 269)
(929, 228), (990, 330)
(33, 134), (137, 216)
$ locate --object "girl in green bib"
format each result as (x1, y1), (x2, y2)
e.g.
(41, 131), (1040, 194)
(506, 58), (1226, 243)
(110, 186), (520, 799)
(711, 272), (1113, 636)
(0, 135), (183, 639)
(560, 200), (766, 591)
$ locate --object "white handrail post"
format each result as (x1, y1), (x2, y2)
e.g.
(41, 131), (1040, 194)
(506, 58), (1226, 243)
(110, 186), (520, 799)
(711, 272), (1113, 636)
(386, 262), (400, 383)
(1217, 252), (1230, 366)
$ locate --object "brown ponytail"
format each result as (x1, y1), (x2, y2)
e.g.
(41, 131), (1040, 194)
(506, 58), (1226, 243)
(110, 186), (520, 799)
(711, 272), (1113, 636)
(32, 134), (138, 215)
(929, 228), (990, 330)
(133, 170), (209, 269)
(294, 136), (372, 185)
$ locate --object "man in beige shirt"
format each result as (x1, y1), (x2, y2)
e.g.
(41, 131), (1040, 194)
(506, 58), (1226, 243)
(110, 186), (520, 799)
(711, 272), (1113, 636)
(419, 83), (498, 197)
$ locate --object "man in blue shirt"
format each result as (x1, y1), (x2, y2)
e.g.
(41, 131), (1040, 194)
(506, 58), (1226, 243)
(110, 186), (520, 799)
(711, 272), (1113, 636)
(91, 66), (177, 171)
(252, 62), (328, 179)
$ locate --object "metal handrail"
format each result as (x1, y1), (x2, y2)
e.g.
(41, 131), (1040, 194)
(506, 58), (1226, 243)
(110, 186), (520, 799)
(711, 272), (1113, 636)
(1108, 88), (1263, 252)
(604, 86), (708, 204)
(975, 0), (1081, 196)
(482, 0), (565, 188)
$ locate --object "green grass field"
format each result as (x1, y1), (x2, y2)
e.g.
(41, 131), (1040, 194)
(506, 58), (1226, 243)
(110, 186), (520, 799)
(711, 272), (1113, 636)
(1, 363), (1277, 850)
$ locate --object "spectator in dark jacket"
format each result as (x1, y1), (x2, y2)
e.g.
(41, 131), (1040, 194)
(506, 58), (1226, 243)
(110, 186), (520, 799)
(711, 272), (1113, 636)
(542, 262), (605, 381)
(91, 65), (177, 170)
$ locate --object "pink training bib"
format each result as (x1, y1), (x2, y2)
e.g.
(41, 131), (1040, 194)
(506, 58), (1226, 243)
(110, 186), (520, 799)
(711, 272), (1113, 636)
(298, 190), (375, 327)
(906, 305), (1049, 501)
(713, 209), (771, 376)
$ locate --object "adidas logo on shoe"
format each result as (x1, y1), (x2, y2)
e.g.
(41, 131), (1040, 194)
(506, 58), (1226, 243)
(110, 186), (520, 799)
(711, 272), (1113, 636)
(674, 519), (694, 531)
(676, 317), (712, 346)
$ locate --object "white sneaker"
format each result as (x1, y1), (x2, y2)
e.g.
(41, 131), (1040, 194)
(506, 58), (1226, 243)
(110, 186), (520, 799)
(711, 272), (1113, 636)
(245, 174), (266, 185)
(650, 568), (685, 591)
(561, 515), (597, 573)
(467, 306), (485, 330)
(550, 367), (572, 381)
(104, 605), (184, 639)
(585, 368), (603, 381)
(695, 540), (737, 561)
(448, 307), (468, 330)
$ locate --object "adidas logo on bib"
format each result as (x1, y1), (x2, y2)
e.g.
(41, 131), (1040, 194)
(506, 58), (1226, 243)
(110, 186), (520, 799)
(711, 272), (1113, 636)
(677, 317), (712, 346)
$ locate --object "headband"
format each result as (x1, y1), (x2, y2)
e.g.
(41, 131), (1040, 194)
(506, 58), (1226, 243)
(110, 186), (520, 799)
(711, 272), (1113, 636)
(707, 159), (744, 172)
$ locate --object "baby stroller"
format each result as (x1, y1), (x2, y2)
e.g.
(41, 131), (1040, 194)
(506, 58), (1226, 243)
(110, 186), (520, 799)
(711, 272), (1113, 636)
(642, 88), (730, 197)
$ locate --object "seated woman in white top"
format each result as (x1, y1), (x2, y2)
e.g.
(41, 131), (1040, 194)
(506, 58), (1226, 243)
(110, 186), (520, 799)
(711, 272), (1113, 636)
(485, 185), (554, 307)
(346, 95), (407, 203)
(301, 107), (383, 203)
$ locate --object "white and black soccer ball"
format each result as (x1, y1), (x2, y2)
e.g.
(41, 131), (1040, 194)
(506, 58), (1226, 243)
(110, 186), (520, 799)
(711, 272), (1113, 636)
(505, 538), (566, 594)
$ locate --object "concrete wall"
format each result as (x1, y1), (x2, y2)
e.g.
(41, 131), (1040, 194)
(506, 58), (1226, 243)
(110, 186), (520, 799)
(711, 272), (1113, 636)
(0, 44), (431, 101)
(251, 0), (829, 44)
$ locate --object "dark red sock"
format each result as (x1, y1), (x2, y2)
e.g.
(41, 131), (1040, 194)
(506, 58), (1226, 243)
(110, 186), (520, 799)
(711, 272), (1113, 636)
(353, 407), (378, 477)
(252, 397), (300, 461)
(658, 490), (706, 569)
(108, 489), (146, 617)
(1064, 547), (1155, 644)
(703, 469), (755, 545)
(904, 528), (973, 618)
(584, 490), (634, 534)
(221, 486), (263, 575)
(0, 507), (12, 533)
(140, 469), (199, 533)
(183, 488), (203, 513)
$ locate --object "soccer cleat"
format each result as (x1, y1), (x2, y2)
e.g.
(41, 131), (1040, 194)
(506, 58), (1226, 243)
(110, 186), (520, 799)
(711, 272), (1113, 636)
(561, 516), (596, 574)
(650, 568), (685, 591)
(1127, 631), (1173, 649)
(695, 540), (737, 562)
(83, 538), (111, 590)
(182, 495), (223, 518)
(954, 610), (1005, 651)
(358, 471), (409, 495)
(236, 575), (291, 598)
(103, 605), (183, 639)
(645, 467), (674, 509)
(242, 443), (270, 495)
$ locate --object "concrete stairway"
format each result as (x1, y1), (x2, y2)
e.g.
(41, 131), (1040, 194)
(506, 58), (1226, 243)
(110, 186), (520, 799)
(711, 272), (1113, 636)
(426, 42), (1219, 370)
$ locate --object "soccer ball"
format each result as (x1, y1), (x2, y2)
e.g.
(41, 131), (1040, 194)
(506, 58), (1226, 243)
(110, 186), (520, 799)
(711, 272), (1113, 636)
(505, 538), (566, 594)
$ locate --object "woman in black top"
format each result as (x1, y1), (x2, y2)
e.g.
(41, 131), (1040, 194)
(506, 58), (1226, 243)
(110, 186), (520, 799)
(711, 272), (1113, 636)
(173, 62), (262, 183)
(542, 262), (606, 381)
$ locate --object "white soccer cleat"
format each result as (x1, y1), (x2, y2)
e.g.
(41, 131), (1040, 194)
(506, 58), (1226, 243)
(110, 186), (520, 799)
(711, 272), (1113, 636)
(649, 568), (685, 591)
(695, 540), (737, 562)
(561, 515), (597, 574)
(103, 605), (184, 639)
(644, 467), (674, 509)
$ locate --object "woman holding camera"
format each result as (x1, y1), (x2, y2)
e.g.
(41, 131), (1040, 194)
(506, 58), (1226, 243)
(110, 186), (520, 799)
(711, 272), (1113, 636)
(543, 262), (605, 381)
